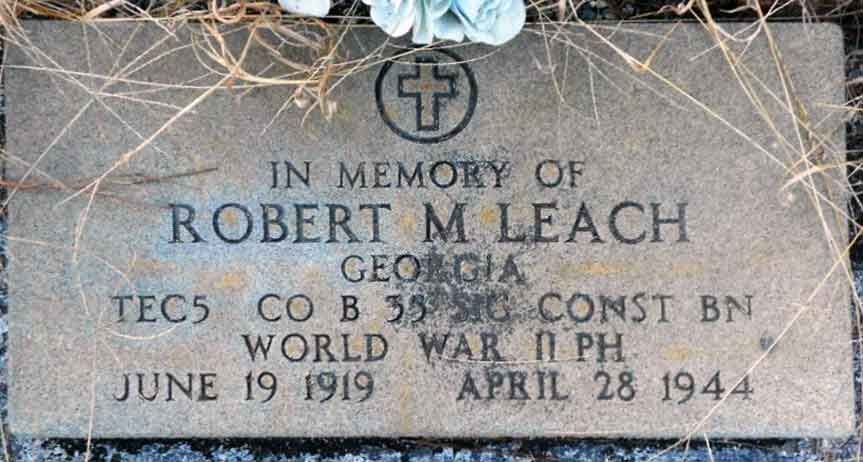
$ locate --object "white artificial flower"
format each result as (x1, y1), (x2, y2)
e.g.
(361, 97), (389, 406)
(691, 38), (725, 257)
(278, 0), (331, 17)
(450, 0), (525, 45)
(364, 0), (465, 44)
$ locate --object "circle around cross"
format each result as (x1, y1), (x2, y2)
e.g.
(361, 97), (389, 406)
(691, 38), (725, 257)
(375, 48), (478, 144)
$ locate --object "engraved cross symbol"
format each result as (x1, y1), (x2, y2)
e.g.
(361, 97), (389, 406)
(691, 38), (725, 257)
(397, 57), (458, 132)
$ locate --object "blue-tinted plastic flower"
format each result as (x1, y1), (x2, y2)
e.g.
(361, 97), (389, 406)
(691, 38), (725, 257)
(363, 0), (466, 44)
(450, 0), (525, 45)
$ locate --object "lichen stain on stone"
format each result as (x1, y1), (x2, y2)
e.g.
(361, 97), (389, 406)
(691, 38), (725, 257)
(479, 205), (498, 225)
(366, 317), (385, 332)
(515, 332), (538, 360)
(662, 344), (694, 361)
(283, 338), (305, 358)
(397, 343), (417, 433)
(570, 298), (592, 318)
(350, 333), (367, 353)
(298, 264), (331, 307)
(302, 265), (325, 290)
(466, 334), (482, 357)
(195, 269), (250, 293)
(129, 258), (177, 275)
(577, 261), (626, 275)
(342, 257), (361, 276)
(220, 207), (240, 225)
(556, 261), (627, 278)
(397, 211), (417, 235)
(214, 271), (248, 291)
(746, 242), (779, 267)
(669, 262), (704, 277)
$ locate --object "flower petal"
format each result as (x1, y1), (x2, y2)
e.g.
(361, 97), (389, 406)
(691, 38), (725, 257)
(487, 0), (524, 44)
(432, 11), (465, 42)
(279, 0), (331, 16)
(451, 0), (484, 21)
(461, 0), (524, 44)
(371, 0), (415, 37)
(427, 0), (452, 19)
(412, 0), (435, 43)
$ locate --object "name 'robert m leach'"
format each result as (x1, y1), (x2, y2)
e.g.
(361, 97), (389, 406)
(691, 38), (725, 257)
(166, 201), (690, 245)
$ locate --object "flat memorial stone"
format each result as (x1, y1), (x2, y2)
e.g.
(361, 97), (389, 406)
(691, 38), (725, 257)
(4, 20), (855, 438)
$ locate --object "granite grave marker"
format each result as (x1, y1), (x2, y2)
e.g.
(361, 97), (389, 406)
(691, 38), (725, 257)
(4, 21), (855, 438)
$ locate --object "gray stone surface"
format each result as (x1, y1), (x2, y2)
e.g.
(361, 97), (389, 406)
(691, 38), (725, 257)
(3, 21), (854, 439)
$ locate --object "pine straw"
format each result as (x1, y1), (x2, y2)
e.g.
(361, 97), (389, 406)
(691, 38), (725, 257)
(0, 0), (862, 461)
